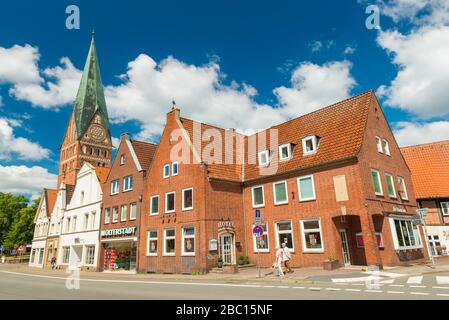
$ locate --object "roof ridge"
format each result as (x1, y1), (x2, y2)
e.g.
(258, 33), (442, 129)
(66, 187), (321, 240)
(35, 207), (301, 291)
(131, 139), (158, 147)
(401, 139), (449, 150)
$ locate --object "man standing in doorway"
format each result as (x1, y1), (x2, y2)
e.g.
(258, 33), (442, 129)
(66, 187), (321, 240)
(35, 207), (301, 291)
(281, 242), (293, 273)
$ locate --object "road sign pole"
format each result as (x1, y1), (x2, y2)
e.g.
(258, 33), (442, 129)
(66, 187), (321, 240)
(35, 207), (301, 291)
(257, 245), (261, 278)
(422, 217), (435, 266)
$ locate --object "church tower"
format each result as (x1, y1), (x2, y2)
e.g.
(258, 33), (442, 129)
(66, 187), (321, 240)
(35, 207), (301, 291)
(58, 34), (112, 187)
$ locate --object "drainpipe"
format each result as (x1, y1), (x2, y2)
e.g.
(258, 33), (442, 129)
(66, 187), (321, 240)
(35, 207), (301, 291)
(241, 145), (248, 257)
(135, 193), (143, 273)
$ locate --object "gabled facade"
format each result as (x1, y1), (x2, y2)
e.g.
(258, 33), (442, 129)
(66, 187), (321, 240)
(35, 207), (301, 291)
(99, 133), (157, 273)
(401, 140), (449, 257)
(58, 163), (108, 271)
(29, 189), (57, 268)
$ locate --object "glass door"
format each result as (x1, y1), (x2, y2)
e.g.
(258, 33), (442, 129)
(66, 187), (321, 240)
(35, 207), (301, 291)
(221, 234), (234, 265)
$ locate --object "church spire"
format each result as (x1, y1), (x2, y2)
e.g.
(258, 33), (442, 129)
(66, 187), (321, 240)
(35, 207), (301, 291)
(73, 34), (110, 139)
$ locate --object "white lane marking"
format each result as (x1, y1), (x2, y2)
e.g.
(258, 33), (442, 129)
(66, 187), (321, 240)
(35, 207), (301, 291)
(351, 283), (365, 286)
(264, 286), (275, 288)
(332, 276), (381, 283)
(380, 279), (395, 284)
(387, 291), (404, 294)
(293, 286), (305, 289)
(437, 293), (449, 297)
(410, 285), (426, 288)
(410, 292), (429, 296)
(407, 276), (423, 284)
(0, 270), (268, 289)
(345, 289), (361, 292)
(365, 271), (404, 278)
(433, 286), (449, 290)
(309, 287), (322, 291)
(277, 286), (289, 289)
(365, 290), (383, 293)
(437, 276), (449, 285)
(389, 284), (405, 287)
(326, 288), (341, 291)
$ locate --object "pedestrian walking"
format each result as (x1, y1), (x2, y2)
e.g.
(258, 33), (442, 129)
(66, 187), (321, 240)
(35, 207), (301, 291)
(51, 256), (57, 270)
(281, 242), (293, 273)
(273, 247), (285, 278)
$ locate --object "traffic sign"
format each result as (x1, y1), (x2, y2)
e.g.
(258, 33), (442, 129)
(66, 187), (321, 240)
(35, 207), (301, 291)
(255, 209), (261, 226)
(417, 208), (429, 219)
(253, 225), (264, 238)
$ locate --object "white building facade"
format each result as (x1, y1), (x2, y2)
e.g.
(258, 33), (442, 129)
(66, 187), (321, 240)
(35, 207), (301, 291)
(58, 163), (105, 271)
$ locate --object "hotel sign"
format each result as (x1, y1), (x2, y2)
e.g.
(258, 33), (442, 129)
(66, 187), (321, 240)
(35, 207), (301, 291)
(101, 227), (137, 238)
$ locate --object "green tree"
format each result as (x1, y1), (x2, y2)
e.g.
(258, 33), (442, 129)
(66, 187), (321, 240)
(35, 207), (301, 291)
(0, 193), (29, 246)
(4, 198), (39, 250)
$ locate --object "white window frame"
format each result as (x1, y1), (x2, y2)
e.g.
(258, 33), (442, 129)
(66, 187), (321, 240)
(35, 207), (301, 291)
(385, 173), (396, 198)
(383, 139), (391, 156)
(83, 213), (89, 231)
(111, 180), (120, 195)
(129, 203), (137, 221)
(397, 176), (409, 201)
(389, 217), (423, 250)
(163, 228), (176, 256)
(147, 230), (158, 256)
(121, 205), (128, 222)
(165, 192), (176, 214)
(371, 169), (384, 196)
(182, 188), (193, 211)
(273, 181), (288, 205)
(172, 162), (179, 176)
(163, 164), (170, 178)
(279, 143), (292, 161)
(120, 154), (125, 165)
(104, 208), (110, 224)
(300, 218), (324, 253)
(441, 202), (449, 216)
(62, 247), (70, 264)
(90, 211), (96, 229)
(258, 150), (270, 167)
(376, 136), (384, 153)
(275, 220), (295, 253)
(251, 185), (265, 208)
(297, 175), (316, 202)
(181, 226), (195, 256)
(84, 245), (96, 266)
(123, 176), (133, 192)
(150, 196), (160, 216)
(302, 136), (318, 155)
(112, 207), (119, 223)
(252, 223), (270, 253)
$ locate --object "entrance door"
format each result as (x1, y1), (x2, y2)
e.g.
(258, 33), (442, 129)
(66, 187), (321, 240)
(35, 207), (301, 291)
(339, 230), (351, 266)
(221, 234), (234, 265)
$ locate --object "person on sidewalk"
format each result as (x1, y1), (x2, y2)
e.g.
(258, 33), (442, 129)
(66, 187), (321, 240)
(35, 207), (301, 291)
(273, 247), (285, 278)
(50, 256), (57, 270)
(281, 242), (293, 273)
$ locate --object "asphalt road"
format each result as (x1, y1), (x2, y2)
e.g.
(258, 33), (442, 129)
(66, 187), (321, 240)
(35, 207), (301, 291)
(1, 270), (449, 300)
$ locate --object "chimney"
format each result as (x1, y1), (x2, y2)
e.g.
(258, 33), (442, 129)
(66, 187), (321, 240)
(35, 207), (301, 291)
(167, 100), (181, 123)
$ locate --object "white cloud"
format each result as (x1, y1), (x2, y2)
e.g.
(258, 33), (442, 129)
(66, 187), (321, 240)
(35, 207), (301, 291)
(111, 136), (120, 149)
(0, 117), (50, 161)
(308, 41), (323, 52)
(274, 61), (357, 118)
(0, 165), (57, 196)
(393, 121), (449, 146)
(0, 44), (41, 84)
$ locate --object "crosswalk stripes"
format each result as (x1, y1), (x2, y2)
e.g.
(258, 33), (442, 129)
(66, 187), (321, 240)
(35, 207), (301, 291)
(436, 276), (449, 284)
(331, 274), (449, 287)
(407, 276), (423, 284)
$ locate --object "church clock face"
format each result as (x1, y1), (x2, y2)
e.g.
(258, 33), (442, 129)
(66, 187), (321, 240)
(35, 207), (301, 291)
(90, 124), (106, 142)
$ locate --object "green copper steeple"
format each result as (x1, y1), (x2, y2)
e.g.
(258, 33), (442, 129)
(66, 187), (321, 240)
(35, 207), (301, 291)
(73, 34), (110, 139)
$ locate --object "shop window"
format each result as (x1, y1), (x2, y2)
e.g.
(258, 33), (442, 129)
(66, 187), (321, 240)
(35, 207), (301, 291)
(182, 188), (193, 211)
(253, 223), (269, 253)
(398, 176), (408, 200)
(104, 208), (111, 224)
(390, 218), (422, 250)
(147, 230), (158, 256)
(85, 246), (95, 265)
(273, 181), (288, 205)
(300, 219), (324, 253)
(297, 175), (316, 201)
(62, 247), (70, 264)
(130, 203), (137, 220)
(163, 164), (170, 178)
(123, 176), (133, 192)
(279, 144), (292, 161)
(182, 227), (195, 256)
(112, 207), (119, 223)
(172, 162), (179, 176)
(275, 221), (294, 252)
(385, 173), (396, 198)
(150, 196), (159, 216)
(165, 192), (175, 213)
(252, 186), (265, 208)
(164, 228), (176, 256)
(371, 169), (383, 196)
(302, 136), (319, 155)
(121, 205), (128, 222)
(111, 180), (120, 195)
(441, 202), (449, 216)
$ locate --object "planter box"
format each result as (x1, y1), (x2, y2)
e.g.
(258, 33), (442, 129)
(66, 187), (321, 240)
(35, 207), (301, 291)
(222, 265), (239, 274)
(323, 260), (340, 271)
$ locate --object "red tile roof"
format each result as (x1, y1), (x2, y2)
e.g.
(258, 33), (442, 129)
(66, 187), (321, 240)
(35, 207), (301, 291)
(45, 189), (58, 216)
(131, 140), (158, 171)
(95, 167), (111, 184)
(401, 140), (449, 199)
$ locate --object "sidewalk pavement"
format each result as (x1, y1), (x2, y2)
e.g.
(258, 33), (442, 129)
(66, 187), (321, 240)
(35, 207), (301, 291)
(2, 257), (449, 285)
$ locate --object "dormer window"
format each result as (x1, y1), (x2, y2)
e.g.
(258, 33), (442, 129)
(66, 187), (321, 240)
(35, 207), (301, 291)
(258, 150), (270, 167)
(279, 144), (292, 161)
(302, 136), (319, 155)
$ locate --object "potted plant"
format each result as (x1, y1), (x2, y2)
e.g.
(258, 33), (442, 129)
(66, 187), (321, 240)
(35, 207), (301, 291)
(323, 256), (340, 271)
(238, 256), (245, 266)
(217, 257), (223, 268)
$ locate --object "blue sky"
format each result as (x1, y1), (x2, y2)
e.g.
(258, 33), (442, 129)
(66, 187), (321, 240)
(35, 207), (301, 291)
(0, 0), (448, 196)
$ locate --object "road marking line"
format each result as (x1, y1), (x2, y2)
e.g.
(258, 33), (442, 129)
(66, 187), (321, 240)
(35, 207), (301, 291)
(409, 285), (426, 288)
(437, 294), (449, 297)
(407, 276), (423, 284)
(433, 286), (449, 290)
(410, 292), (429, 296)
(345, 289), (361, 292)
(326, 288), (341, 291)
(309, 287), (322, 291)
(293, 286), (305, 289)
(389, 284), (405, 287)
(351, 283), (365, 286)
(380, 279), (395, 284)
(277, 286), (289, 289)
(365, 290), (383, 293)
(264, 286), (275, 288)
(387, 291), (404, 294)
(437, 277), (449, 285)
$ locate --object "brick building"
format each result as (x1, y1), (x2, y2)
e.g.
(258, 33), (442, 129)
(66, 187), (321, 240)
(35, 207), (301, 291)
(137, 91), (427, 274)
(99, 133), (157, 273)
(401, 140), (449, 257)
